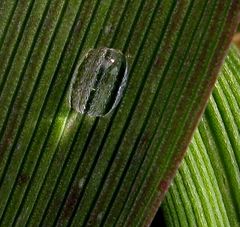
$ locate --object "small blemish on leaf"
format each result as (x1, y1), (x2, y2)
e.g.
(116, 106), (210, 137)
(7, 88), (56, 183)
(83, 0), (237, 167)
(17, 173), (29, 186)
(62, 185), (79, 218)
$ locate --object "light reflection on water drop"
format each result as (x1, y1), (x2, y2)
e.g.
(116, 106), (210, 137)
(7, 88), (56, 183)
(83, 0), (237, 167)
(70, 47), (128, 117)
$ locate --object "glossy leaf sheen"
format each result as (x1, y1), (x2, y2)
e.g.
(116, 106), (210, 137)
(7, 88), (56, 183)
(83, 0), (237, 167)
(0, 1), (239, 226)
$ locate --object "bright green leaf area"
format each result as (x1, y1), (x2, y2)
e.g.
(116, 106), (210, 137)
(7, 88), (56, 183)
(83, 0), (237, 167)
(0, 1), (239, 226)
(162, 46), (240, 227)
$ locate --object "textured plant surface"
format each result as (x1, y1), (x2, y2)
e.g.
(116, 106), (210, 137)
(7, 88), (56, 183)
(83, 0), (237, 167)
(162, 46), (240, 227)
(0, 1), (239, 226)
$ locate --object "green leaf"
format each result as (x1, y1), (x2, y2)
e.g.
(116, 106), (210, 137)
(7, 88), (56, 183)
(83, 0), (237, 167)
(0, 1), (239, 226)
(162, 45), (240, 227)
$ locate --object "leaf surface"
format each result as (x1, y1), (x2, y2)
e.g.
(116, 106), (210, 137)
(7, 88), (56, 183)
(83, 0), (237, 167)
(0, 1), (239, 226)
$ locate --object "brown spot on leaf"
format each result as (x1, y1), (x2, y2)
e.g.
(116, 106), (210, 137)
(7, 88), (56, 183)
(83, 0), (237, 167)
(154, 55), (164, 68)
(0, 113), (19, 160)
(62, 185), (79, 219)
(159, 179), (170, 193)
(17, 173), (29, 186)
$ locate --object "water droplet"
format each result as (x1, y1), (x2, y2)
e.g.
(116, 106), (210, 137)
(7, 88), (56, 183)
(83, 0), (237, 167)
(70, 47), (128, 117)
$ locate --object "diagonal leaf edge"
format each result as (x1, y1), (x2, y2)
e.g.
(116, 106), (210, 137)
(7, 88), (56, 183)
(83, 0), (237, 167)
(161, 45), (240, 227)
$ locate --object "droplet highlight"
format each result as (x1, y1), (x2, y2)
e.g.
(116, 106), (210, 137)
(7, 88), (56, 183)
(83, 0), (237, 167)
(70, 47), (128, 117)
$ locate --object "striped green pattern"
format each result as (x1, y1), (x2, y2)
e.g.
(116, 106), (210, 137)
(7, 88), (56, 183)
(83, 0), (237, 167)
(162, 46), (240, 227)
(0, 1), (239, 226)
